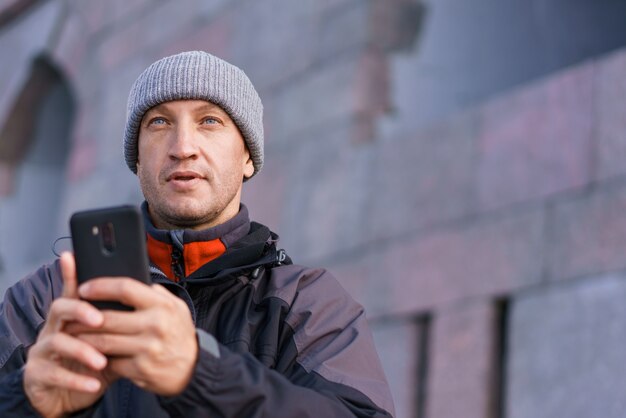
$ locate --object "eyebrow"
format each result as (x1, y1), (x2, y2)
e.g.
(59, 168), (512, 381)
(147, 101), (224, 116)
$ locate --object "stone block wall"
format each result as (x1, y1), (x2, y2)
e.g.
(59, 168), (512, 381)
(2, 1), (626, 417)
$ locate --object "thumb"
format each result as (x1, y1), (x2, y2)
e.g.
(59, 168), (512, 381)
(60, 251), (78, 299)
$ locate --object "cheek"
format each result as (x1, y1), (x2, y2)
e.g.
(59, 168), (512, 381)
(137, 142), (162, 175)
(136, 163), (147, 187)
(136, 153), (157, 182)
(138, 161), (158, 185)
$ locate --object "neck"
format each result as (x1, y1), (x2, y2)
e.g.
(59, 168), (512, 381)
(149, 205), (241, 231)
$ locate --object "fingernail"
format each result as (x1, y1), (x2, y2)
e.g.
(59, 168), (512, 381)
(93, 355), (107, 369)
(85, 379), (100, 392)
(87, 310), (103, 325)
(79, 283), (90, 296)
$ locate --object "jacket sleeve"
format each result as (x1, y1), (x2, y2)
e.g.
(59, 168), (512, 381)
(159, 266), (395, 418)
(0, 261), (63, 417)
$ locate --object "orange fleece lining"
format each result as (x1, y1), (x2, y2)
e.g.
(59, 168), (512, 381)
(146, 234), (226, 281)
(147, 234), (175, 280)
(183, 239), (226, 276)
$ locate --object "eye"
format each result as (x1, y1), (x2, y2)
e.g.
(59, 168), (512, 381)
(202, 116), (221, 125)
(148, 117), (167, 126)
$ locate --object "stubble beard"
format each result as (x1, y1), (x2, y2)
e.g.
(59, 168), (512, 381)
(150, 199), (220, 229)
(140, 176), (241, 230)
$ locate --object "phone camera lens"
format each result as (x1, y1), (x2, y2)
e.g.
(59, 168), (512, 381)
(101, 222), (116, 254)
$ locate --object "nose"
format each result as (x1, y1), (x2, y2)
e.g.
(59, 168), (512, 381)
(169, 124), (198, 161)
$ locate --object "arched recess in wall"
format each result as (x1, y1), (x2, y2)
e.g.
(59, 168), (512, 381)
(0, 55), (75, 285)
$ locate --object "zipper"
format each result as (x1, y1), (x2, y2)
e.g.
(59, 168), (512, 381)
(171, 247), (185, 282)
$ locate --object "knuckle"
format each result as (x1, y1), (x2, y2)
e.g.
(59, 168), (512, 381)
(91, 334), (109, 352)
(49, 299), (84, 323)
(146, 339), (162, 358)
(119, 281), (133, 299)
(47, 334), (64, 352)
(48, 300), (66, 318)
(147, 319), (166, 338)
(135, 358), (149, 376)
(75, 303), (93, 321)
(162, 297), (177, 311)
(48, 369), (64, 386)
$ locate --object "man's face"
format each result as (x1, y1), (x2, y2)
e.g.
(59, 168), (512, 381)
(136, 99), (254, 230)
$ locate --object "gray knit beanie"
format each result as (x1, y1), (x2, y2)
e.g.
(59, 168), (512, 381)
(123, 51), (264, 178)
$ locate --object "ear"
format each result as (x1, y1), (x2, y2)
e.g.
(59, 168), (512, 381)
(243, 155), (254, 179)
(135, 135), (141, 167)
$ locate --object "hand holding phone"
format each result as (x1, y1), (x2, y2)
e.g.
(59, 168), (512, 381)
(68, 206), (197, 394)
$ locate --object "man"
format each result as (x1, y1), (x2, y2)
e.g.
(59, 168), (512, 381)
(0, 51), (395, 417)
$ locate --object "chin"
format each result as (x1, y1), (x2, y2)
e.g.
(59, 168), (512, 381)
(164, 212), (210, 228)
(148, 198), (204, 224)
(170, 205), (210, 220)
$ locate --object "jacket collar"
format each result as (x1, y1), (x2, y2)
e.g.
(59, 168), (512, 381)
(142, 202), (252, 280)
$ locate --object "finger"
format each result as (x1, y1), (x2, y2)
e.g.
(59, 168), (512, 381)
(79, 278), (165, 310)
(35, 361), (103, 393)
(60, 252), (78, 299)
(39, 332), (107, 371)
(152, 284), (171, 296)
(76, 333), (148, 357)
(65, 310), (150, 335)
(43, 298), (103, 335)
(107, 357), (144, 387)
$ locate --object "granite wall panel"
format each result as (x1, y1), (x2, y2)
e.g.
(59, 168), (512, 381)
(426, 301), (498, 418)
(507, 274), (626, 418)
(476, 64), (594, 211)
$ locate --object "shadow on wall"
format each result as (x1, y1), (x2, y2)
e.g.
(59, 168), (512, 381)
(0, 55), (74, 289)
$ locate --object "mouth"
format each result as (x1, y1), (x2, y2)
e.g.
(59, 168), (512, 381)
(166, 171), (203, 182)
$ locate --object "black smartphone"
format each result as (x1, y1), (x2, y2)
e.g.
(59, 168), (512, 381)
(70, 205), (151, 310)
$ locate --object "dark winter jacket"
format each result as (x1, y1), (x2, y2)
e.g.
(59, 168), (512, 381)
(0, 205), (395, 417)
